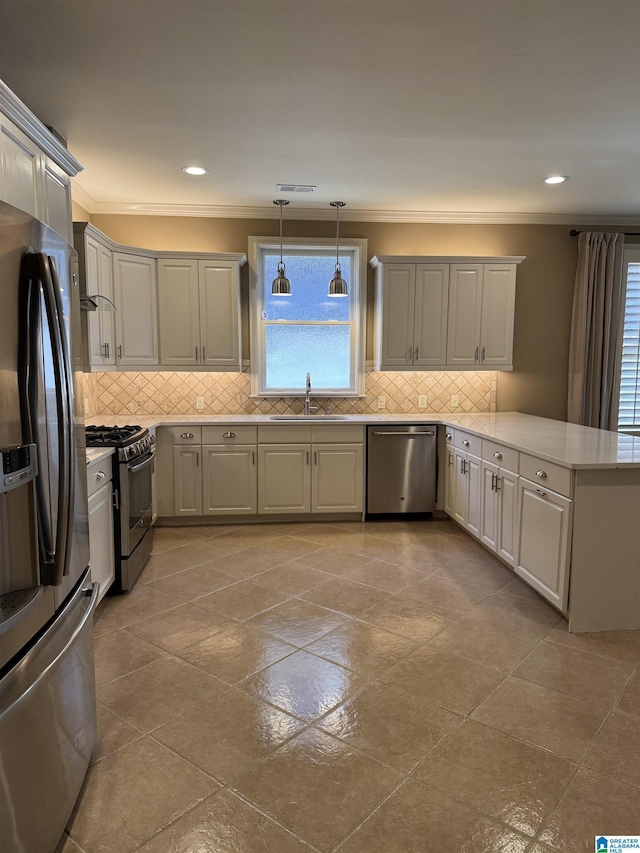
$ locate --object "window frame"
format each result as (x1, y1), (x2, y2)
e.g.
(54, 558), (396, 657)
(248, 235), (368, 397)
(615, 247), (640, 434)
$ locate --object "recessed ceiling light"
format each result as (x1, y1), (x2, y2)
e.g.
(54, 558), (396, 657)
(182, 166), (209, 176)
(544, 175), (569, 184)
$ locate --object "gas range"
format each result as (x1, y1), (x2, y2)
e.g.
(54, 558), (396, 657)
(85, 424), (154, 463)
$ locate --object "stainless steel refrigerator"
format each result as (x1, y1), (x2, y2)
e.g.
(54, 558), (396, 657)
(0, 200), (97, 853)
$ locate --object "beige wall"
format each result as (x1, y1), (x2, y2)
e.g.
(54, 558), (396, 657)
(88, 213), (605, 421)
(72, 200), (91, 221)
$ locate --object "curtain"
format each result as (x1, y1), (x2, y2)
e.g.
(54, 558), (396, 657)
(567, 232), (625, 429)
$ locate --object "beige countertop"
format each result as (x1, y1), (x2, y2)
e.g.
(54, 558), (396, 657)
(85, 447), (115, 466)
(84, 412), (640, 470)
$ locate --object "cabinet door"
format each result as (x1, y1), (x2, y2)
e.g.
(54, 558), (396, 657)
(113, 253), (158, 365)
(85, 236), (106, 365)
(258, 445), (311, 513)
(413, 264), (449, 366)
(0, 117), (40, 218)
(379, 264), (415, 367)
(452, 449), (468, 525)
(157, 259), (200, 365)
(99, 245), (116, 365)
(466, 452), (482, 538)
(42, 156), (72, 243)
(446, 264), (483, 366)
(480, 460), (499, 551)
(173, 446), (202, 516)
(87, 482), (115, 603)
(312, 444), (363, 513)
(443, 442), (455, 516)
(199, 261), (241, 369)
(516, 478), (572, 611)
(202, 445), (257, 515)
(480, 264), (516, 366)
(497, 467), (519, 567)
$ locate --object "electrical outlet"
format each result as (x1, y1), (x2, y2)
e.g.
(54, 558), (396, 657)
(195, 396), (205, 410)
(418, 394), (427, 409)
(450, 394), (459, 408)
(377, 395), (386, 410)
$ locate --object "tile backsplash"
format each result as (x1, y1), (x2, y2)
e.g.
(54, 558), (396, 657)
(83, 369), (497, 418)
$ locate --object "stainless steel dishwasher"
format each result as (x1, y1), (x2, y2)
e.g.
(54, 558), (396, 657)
(367, 425), (437, 514)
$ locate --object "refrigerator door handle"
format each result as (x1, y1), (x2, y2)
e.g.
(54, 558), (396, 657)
(47, 255), (76, 578)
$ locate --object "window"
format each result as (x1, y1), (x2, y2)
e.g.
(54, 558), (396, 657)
(249, 236), (367, 397)
(617, 248), (640, 432)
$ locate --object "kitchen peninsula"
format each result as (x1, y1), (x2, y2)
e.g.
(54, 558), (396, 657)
(86, 412), (640, 634)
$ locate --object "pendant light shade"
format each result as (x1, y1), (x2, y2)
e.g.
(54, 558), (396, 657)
(272, 199), (291, 296)
(328, 201), (348, 297)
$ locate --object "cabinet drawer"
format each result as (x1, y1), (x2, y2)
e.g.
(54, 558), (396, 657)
(520, 454), (573, 498)
(311, 424), (364, 443)
(482, 439), (519, 473)
(202, 425), (257, 445)
(258, 424), (312, 444)
(87, 457), (112, 498)
(454, 429), (482, 456)
(171, 426), (202, 445)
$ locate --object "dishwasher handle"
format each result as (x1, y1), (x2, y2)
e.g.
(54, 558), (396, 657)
(371, 430), (435, 436)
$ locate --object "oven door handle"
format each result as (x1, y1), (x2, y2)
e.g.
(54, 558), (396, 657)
(127, 451), (155, 474)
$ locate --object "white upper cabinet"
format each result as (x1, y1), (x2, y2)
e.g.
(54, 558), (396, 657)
(113, 252), (158, 365)
(0, 83), (81, 239)
(199, 260), (241, 368)
(157, 259), (200, 365)
(446, 264), (483, 365)
(371, 256), (523, 371)
(156, 256), (242, 369)
(74, 225), (116, 368)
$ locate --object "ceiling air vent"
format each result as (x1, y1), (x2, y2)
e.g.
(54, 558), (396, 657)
(276, 184), (316, 193)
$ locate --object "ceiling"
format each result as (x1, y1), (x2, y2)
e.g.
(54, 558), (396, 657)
(0, 0), (639, 222)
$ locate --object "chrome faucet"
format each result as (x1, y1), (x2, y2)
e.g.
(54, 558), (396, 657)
(305, 372), (319, 416)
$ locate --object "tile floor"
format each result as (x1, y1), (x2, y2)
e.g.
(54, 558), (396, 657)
(58, 519), (640, 853)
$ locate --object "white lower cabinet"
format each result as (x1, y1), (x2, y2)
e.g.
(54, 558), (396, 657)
(173, 446), (202, 516)
(480, 461), (519, 566)
(452, 448), (481, 537)
(258, 445), (311, 513)
(516, 477), (572, 611)
(87, 459), (115, 603)
(203, 445), (257, 514)
(312, 444), (363, 512)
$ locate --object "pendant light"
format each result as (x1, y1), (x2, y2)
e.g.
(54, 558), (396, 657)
(328, 201), (348, 297)
(272, 199), (291, 296)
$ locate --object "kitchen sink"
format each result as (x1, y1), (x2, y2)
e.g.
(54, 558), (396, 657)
(268, 415), (350, 421)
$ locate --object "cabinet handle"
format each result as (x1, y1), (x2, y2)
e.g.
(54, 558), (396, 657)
(112, 490), (119, 509)
(448, 452), (453, 466)
(306, 450), (310, 465)
(117, 344), (122, 359)
(314, 451), (317, 465)
(106, 342), (110, 359)
(202, 346), (205, 362)
(460, 458), (465, 474)
(446, 432), (452, 440)
(481, 346), (486, 362)
(474, 346), (479, 361)
(493, 451), (503, 460)
(196, 451), (199, 467)
(495, 476), (501, 491)
(195, 346), (199, 363)
(535, 470), (547, 479)
(462, 440), (470, 447)
(223, 432), (236, 439)
(407, 346), (413, 362)
(252, 450), (255, 465)
(181, 433), (194, 439)
(534, 488), (547, 498)
(414, 347), (419, 361)
(96, 470), (107, 481)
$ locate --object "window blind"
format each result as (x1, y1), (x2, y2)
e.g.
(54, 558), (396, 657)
(618, 261), (640, 429)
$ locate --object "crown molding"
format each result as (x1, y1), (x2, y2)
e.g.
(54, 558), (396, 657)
(70, 196), (640, 227)
(0, 80), (83, 176)
(71, 182), (97, 213)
